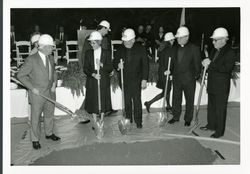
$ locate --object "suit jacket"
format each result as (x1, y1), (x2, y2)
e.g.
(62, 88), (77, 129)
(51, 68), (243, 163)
(207, 44), (236, 94)
(17, 52), (57, 96)
(172, 42), (201, 83)
(113, 43), (149, 85)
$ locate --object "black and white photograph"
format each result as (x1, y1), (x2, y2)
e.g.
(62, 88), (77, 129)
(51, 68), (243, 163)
(3, 0), (250, 173)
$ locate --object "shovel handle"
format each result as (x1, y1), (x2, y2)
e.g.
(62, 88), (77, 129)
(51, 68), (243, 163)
(162, 57), (171, 109)
(120, 59), (125, 117)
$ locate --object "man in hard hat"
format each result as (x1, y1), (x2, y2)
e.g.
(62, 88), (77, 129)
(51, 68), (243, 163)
(168, 26), (201, 127)
(17, 34), (60, 150)
(200, 27), (236, 138)
(114, 28), (149, 129)
(79, 20), (117, 117)
(29, 34), (41, 55)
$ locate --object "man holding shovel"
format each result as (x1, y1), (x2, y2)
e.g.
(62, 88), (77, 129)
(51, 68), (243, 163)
(17, 34), (60, 150)
(114, 28), (149, 129)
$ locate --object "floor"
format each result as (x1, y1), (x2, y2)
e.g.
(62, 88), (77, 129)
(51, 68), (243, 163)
(11, 102), (240, 165)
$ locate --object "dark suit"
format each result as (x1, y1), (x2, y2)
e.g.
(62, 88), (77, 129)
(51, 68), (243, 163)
(84, 49), (113, 114)
(114, 43), (149, 125)
(55, 32), (67, 59)
(17, 52), (57, 141)
(172, 43), (201, 122)
(206, 44), (236, 136)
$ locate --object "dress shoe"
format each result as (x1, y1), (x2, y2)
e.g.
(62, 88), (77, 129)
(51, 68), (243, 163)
(32, 141), (41, 150)
(200, 126), (210, 131)
(136, 123), (143, 129)
(210, 133), (222, 138)
(168, 118), (179, 124)
(45, 134), (61, 141)
(184, 121), (191, 127)
(144, 102), (150, 113)
(105, 109), (118, 116)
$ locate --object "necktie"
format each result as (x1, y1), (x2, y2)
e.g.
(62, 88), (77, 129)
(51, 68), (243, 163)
(45, 56), (51, 80)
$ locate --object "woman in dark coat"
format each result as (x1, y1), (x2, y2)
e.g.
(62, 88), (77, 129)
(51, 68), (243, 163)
(144, 32), (175, 113)
(84, 31), (113, 122)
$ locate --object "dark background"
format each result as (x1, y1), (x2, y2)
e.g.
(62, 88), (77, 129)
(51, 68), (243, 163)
(11, 8), (240, 47)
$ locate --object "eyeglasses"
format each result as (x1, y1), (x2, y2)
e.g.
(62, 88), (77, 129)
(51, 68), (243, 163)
(89, 41), (97, 45)
(212, 38), (224, 42)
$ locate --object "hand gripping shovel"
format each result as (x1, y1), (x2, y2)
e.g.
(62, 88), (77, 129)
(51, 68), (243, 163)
(118, 59), (131, 135)
(92, 59), (104, 139)
(188, 66), (208, 136)
(11, 77), (90, 123)
(158, 57), (171, 127)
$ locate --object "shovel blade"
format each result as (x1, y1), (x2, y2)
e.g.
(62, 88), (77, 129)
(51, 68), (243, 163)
(93, 120), (104, 139)
(118, 119), (130, 135)
(158, 112), (168, 127)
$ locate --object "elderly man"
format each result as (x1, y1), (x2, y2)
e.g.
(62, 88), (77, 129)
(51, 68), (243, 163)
(168, 26), (201, 127)
(17, 34), (60, 150)
(200, 27), (236, 138)
(113, 28), (149, 128)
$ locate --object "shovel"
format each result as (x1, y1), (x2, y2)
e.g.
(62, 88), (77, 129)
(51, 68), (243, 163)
(92, 59), (104, 139)
(188, 65), (208, 136)
(10, 77), (90, 123)
(158, 57), (171, 127)
(118, 59), (131, 135)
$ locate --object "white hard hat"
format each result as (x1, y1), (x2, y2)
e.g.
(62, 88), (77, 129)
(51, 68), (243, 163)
(31, 34), (41, 44)
(99, 20), (111, 31)
(121, 28), (136, 41)
(88, 31), (103, 41)
(210, 27), (228, 39)
(38, 34), (55, 46)
(175, 26), (189, 38)
(164, 32), (175, 41)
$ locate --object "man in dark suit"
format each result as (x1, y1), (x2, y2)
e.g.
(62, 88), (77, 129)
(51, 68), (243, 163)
(55, 26), (67, 60)
(17, 34), (60, 150)
(114, 28), (149, 128)
(200, 27), (236, 138)
(168, 26), (201, 126)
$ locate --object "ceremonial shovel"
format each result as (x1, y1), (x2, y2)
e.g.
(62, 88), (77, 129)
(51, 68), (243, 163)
(188, 66), (207, 136)
(158, 57), (171, 127)
(11, 77), (90, 123)
(118, 59), (131, 135)
(92, 59), (104, 139)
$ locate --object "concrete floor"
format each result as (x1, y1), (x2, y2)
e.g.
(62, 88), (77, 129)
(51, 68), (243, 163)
(11, 102), (240, 165)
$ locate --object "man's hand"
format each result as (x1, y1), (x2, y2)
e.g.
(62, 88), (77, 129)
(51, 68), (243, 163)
(141, 80), (147, 89)
(32, 88), (40, 95)
(164, 70), (171, 76)
(118, 61), (124, 70)
(202, 58), (211, 68)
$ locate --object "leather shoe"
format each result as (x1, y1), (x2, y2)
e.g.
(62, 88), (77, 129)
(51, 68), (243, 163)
(168, 118), (179, 124)
(136, 123), (143, 129)
(200, 126), (210, 131)
(46, 134), (61, 141)
(105, 109), (118, 116)
(144, 102), (150, 113)
(32, 141), (41, 150)
(210, 133), (222, 138)
(184, 121), (191, 127)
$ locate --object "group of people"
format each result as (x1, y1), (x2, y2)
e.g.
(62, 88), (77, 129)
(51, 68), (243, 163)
(16, 18), (237, 149)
